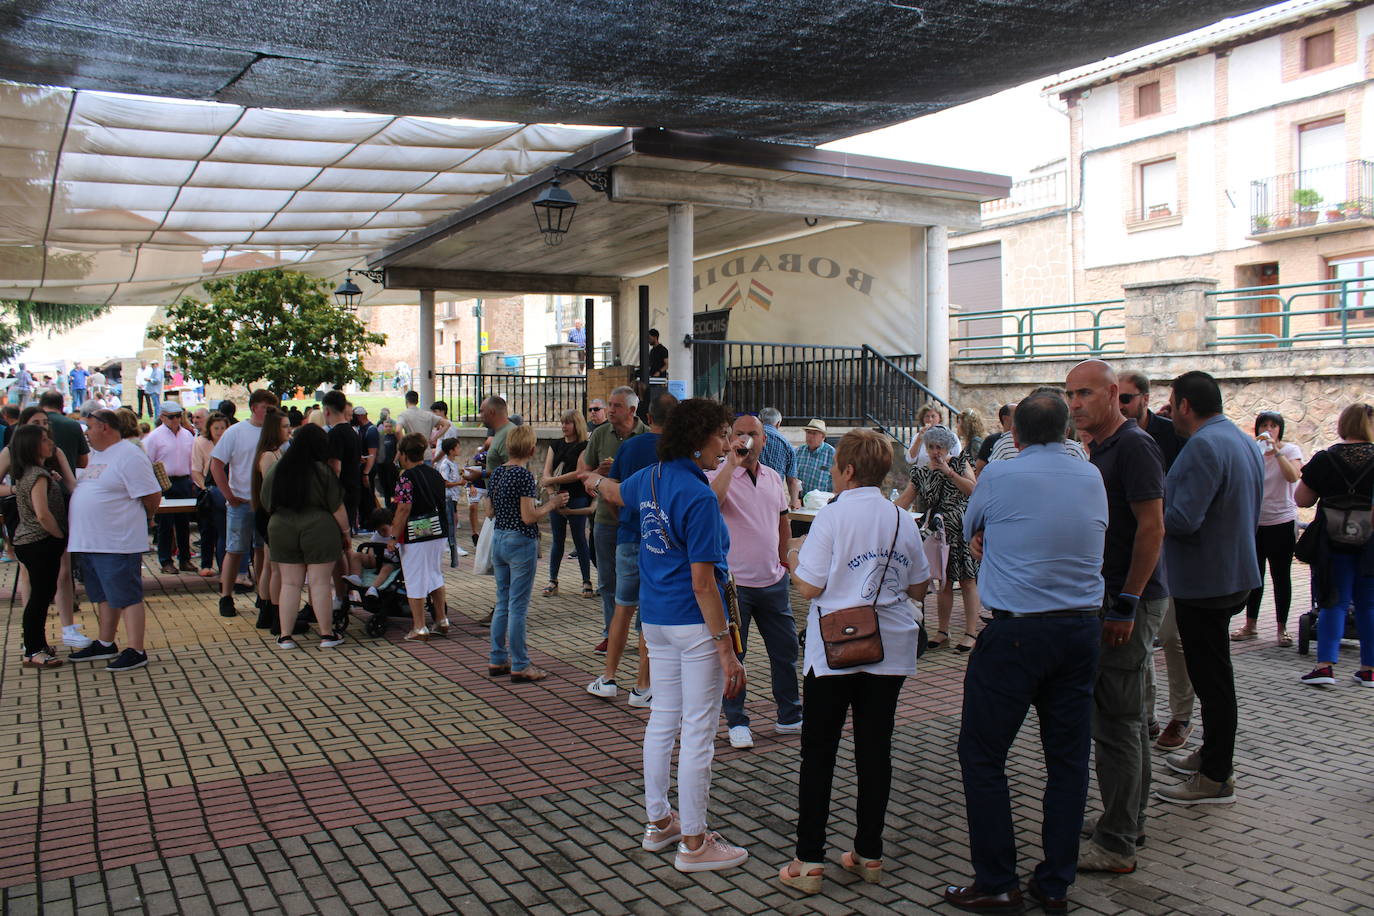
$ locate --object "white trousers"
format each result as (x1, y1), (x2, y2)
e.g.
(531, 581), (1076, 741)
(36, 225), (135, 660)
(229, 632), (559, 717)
(642, 622), (724, 836)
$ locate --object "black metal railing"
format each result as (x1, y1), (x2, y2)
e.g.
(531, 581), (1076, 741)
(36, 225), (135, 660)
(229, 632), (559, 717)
(1250, 159), (1374, 234)
(688, 338), (955, 436)
(434, 372), (585, 425)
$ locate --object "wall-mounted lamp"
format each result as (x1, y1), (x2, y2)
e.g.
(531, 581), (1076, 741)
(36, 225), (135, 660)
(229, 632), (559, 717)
(333, 268), (384, 309)
(531, 167), (611, 246)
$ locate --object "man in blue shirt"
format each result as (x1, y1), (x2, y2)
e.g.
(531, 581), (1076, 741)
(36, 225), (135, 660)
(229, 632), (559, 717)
(758, 406), (800, 509)
(568, 319), (586, 348)
(944, 390), (1107, 915)
(69, 362), (88, 407)
(585, 394), (676, 706)
(1154, 371), (1263, 807)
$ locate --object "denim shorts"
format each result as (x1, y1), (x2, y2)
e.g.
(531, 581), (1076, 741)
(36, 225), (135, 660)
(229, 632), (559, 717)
(225, 501), (262, 553)
(614, 541), (641, 607)
(78, 552), (145, 608)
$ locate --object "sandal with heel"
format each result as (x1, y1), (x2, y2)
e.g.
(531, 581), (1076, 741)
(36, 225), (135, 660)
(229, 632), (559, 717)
(842, 851), (882, 884)
(778, 860), (825, 895)
(926, 630), (951, 649)
(580, 582), (596, 599)
(542, 581), (559, 597)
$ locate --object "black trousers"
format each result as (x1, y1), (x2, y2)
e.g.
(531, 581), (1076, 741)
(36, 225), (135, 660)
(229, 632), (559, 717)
(14, 536), (65, 656)
(1245, 522), (1297, 626)
(1174, 595), (1247, 782)
(157, 476), (193, 565)
(137, 389), (151, 417)
(795, 671), (905, 862)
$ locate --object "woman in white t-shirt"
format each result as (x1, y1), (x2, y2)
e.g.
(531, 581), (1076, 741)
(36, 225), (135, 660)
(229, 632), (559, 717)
(905, 402), (962, 467)
(779, 429), (931, 896)
(1233, 410), (1303, 646)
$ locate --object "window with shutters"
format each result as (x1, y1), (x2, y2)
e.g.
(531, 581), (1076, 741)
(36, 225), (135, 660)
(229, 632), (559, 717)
(1136, 81), (1161, 118)
(1303, 30), (1335, 70)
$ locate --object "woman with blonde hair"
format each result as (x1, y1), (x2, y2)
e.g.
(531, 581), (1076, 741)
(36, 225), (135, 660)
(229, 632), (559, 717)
(540, 407), (594, 597)
(906, 401), (962, 467)
(956, 408), (987, 461)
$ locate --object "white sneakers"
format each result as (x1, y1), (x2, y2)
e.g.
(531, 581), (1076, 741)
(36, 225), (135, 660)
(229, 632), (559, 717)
(62, 624), (93, 649)
(342, 574), (364, 588)
(728, 726), (754, 749)
(774, 719), (803, 735)
(586, 676), (618, 698)
(628, 687), (652, 708)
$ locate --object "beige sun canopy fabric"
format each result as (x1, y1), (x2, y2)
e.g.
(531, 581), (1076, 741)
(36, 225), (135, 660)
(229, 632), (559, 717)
(0, 81), (619, 306)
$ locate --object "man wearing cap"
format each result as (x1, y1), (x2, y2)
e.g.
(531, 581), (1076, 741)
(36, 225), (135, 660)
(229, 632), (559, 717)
(354, 405), (380, 528)
(145, 401), (198, 574)
(792, 419), (835, 536)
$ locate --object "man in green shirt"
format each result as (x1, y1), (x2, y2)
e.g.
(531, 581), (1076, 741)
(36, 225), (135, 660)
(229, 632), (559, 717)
(579, 386), (647, 651)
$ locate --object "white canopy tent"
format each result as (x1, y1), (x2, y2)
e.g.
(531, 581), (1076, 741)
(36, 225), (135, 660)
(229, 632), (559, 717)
(0, 81), (619, 306)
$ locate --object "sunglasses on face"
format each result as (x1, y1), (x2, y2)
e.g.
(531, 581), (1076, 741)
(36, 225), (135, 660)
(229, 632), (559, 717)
(589, 406), (604, 412)
(1118, 393), (1141, 405)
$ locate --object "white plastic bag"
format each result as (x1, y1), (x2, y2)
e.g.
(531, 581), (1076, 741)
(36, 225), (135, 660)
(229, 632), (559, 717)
(473, 516), (495, 576)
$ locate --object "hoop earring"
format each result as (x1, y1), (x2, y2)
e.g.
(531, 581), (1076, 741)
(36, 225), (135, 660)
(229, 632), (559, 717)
(693, 450), (701, 458)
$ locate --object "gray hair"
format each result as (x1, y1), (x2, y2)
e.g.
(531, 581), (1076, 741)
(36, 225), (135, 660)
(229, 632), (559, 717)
(923, 424), (958, 452)
(759, 406), (782, 427)
(610, 385), (639, 409)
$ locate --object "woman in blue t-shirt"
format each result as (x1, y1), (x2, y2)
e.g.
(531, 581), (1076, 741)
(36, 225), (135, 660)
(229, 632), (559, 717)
(589, 398), (750, 874)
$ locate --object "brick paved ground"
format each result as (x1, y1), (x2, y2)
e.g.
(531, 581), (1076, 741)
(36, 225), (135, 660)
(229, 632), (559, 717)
(0, 547), (1370, 915)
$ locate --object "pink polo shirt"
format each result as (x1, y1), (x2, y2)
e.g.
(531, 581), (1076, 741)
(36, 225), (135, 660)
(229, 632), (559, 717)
(707, 462), (789, 588)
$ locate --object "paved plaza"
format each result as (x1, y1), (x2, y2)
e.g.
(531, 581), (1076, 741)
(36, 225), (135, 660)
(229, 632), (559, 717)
(0, 550), (1369, 915)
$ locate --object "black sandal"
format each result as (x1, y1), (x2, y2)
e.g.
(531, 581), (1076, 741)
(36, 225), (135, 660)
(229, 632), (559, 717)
(927, 630), (951, 649)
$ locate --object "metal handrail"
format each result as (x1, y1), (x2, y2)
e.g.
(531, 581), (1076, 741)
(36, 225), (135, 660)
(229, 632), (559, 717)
(951, 299), (1126, 361)
(1207, 275), (1374, 348)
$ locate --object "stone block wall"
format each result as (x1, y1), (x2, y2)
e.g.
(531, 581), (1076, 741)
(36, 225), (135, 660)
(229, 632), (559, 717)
(952, 345), (1374, 463)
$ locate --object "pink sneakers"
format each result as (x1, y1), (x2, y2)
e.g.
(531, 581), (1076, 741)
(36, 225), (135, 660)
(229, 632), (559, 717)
(642, 813), (682, 852)
(674, 832), (749, 872)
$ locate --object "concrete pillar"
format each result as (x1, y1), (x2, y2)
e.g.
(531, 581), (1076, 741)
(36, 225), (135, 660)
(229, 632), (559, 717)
(1123, 278), (1219, 354)
(924, 225), (950, 402)
(667, 203), (694, 398)
(419, 289), (436, 406)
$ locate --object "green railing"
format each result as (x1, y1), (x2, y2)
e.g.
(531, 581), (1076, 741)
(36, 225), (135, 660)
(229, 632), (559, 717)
(950, 300), (1125, 361)
(1207, 275), (1374, 348)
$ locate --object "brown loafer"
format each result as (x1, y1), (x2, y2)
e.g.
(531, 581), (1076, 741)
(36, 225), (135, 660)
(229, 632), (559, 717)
(510, 665), (549, 683)
(942, 884), (1025, 913)
(487, 663), (511, 677)
(1025, 877), (1067, 913)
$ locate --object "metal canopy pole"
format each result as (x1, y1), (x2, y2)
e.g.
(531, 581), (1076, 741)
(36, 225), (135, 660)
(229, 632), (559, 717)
(638, 285), (650, 386)
(667, 203), (694, 397)
(584, 296), (594, 411)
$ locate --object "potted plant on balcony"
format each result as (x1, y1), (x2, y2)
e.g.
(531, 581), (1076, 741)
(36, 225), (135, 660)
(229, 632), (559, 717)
(1254, 215), (1272, 232)
(1148, 203), (1173, 219)
(1339, 200), (1365, 219)
(1293, 188), (1322, 226)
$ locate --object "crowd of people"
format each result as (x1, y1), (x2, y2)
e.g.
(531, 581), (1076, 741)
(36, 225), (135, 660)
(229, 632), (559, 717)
(3, 363), (1370, 909)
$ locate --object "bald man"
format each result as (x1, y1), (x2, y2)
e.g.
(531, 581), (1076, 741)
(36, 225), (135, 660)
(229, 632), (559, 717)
(1064, 360), (1167, 875)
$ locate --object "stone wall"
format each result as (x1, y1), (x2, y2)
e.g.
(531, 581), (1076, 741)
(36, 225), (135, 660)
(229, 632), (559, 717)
(357, 295), (528, 380)
(952, 345), (1374, 462)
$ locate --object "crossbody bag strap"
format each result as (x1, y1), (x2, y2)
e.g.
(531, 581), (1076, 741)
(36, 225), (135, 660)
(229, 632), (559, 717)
(870, 505), (901, 610)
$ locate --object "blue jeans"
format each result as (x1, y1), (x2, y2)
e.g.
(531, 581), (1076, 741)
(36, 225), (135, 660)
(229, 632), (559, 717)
(147, 390), (161, 416)
(594, 521), (619, 636)
(1318, 551), (1374, 666)
(198, 485), (227, 570)
(958, 613), (1101, 899)
(71, 387), (85, 407)
(491, 529), (538, 671)
(549, 496), (591, 585)
(721, 576), (802, 728)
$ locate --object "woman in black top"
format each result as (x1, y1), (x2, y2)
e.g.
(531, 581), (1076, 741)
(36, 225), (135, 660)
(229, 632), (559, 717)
(9, 424), (75, 668)
(1295, 403), (1374, 687)
(393, 433), (453, 640)
(540, 409), (593, 597)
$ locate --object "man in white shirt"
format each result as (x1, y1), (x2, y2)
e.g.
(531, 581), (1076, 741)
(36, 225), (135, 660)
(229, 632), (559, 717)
(210, 389), (279, 617)
(135, 361), (149, 417)
(66, 409), (163, 672)
(145, 401), (198, 574)
(395, 390), (452, 447)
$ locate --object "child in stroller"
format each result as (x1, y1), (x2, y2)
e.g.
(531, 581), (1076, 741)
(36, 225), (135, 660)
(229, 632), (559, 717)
(342, 507), (410, 637)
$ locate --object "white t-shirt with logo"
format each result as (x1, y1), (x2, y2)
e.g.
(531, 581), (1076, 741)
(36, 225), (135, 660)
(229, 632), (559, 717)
(68, 439), (161, 555)
(794, 486), (931, 678)
(210, 418), (263, 501)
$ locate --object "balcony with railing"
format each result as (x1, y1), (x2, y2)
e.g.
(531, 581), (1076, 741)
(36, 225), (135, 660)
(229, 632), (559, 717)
(1248, 160), (1374, 240)
(980, 170), (1067, 221)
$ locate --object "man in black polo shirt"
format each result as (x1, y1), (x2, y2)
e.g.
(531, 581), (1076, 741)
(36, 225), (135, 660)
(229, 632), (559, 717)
(1066, 360), (1167, 876)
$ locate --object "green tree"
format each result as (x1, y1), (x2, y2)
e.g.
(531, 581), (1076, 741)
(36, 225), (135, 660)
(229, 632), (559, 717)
(0, 300), (110, 362)
(150, 269), (386, 398)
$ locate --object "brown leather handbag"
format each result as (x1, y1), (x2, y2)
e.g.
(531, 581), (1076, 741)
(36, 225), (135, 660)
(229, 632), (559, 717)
(819, 506), (899, 669)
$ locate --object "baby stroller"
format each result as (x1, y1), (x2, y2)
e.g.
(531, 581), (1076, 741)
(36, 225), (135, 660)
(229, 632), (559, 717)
(1296, 601), (1359, 655)
(350, 542), (411, 638)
